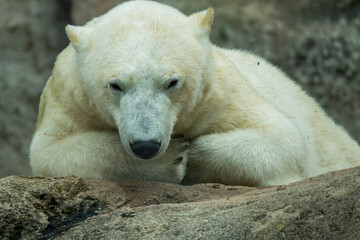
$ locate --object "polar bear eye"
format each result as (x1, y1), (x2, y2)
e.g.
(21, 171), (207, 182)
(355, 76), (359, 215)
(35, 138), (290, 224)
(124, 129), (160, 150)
(109, 82), (122, 92)
(167, 79), (179, 89)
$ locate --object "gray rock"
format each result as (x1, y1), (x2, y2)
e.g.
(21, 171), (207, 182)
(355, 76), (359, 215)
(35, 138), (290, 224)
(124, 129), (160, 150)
(0, 167), (359, 239)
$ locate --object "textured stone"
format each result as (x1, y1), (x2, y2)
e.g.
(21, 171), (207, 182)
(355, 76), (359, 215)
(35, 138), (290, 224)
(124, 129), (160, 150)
(0, 176), (104, 239)
(0, 167), (359, 239)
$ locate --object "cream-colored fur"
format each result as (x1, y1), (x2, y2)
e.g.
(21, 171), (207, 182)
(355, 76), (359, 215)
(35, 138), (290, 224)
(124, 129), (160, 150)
(30, 1), (360, 186)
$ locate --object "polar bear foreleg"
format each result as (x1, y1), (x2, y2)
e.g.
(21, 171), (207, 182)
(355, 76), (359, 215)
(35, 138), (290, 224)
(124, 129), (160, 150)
(30, 131), (187, 182)
(184, 121), (308, 186)
(30, 131), (135, 178)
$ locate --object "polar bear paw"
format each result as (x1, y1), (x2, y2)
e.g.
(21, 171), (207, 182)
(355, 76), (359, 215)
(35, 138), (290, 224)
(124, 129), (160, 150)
(170, 134), (189, 165)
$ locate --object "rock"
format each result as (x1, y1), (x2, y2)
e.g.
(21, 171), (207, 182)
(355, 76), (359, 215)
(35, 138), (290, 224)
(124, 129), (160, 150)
(1, 167), (359, 239)
(0, 176), (103, 239)
(0, 0), (70, 177)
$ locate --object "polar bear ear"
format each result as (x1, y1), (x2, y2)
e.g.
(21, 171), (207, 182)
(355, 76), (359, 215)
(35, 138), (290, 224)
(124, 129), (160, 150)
(66, 24), (91, 50)
(188, 7), (214, 38)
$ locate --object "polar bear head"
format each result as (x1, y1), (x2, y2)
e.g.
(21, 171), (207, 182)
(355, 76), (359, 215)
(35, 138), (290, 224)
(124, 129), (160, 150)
(66, 1), (215, 159)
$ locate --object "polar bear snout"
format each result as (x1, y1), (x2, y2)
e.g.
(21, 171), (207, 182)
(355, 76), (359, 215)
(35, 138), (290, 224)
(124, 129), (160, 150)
(130, 140), (162, 159)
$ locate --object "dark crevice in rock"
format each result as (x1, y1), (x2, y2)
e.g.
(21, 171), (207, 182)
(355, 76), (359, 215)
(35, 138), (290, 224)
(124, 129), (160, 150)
(0, 177), (107, 239)
(26, 181), (106, 238)
(42, 200), (102, 239)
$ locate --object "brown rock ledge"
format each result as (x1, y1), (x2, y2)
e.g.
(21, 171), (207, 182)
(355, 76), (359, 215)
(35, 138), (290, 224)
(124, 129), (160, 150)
(0, 167), (359, 239)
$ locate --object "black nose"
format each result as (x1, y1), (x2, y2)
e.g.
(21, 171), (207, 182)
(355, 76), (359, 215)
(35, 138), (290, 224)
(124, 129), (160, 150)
(130, 140), (161, 159)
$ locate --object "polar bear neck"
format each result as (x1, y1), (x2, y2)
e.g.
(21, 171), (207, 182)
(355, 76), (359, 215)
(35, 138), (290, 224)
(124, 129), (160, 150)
(175, 47), (253, 139)
(173, 47), (219, 139)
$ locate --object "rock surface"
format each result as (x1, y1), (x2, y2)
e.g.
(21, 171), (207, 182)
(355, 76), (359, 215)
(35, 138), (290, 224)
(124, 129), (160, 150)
(0, 167), (359, 239)
(0, 0), (70, 177)
(1, 1), (360, 178)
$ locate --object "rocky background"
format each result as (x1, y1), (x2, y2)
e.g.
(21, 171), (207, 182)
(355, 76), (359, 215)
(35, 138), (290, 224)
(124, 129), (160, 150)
(1, 0), (360, 177)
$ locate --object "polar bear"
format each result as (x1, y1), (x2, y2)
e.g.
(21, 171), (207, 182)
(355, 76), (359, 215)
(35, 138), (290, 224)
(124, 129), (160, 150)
(30, 1), (360, 186)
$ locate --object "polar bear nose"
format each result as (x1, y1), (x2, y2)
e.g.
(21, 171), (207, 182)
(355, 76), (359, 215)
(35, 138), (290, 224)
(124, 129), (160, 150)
(130, 140), (161, 159)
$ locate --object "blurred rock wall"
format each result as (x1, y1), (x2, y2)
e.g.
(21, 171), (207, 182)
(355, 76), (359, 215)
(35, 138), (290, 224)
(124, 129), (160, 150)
(0, 0), (71, 176)
(1, 0), (359, 177)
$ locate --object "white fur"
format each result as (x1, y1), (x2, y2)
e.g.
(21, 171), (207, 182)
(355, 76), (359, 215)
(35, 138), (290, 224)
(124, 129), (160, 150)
(30, 1), (360, 186)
